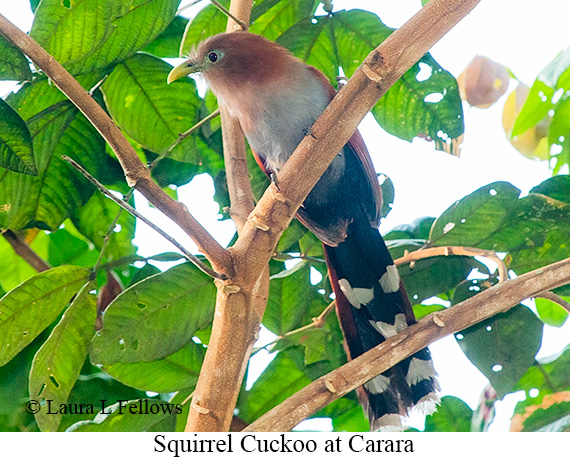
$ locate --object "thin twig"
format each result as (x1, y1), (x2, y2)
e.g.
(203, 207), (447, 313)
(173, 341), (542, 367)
(62, 156), (227, 281)
(395, 245), (509, 283)
(2, 229), (52, 272)
(148, 109), (221, 171)
(253, 301), (336, 355)
(534, 291), (570, 313)
(210, 0), (248, 30)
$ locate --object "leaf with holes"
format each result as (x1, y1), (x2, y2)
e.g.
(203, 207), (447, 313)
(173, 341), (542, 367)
(102, 342), (204, 393)
(0, 266), (89, 367)
(67, 399), (178, 432)
(276, 9), (463, 153)
(429, 181), (521, 248)
(29, 284), (97, 432)
(30, 0), (181, 75)
(102, 53), (202, 163)
(90, 263), (215, 365)
(453, 281), (543, 398)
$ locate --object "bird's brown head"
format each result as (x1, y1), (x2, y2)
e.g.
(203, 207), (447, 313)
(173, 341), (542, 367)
(167, 32), (303, 111)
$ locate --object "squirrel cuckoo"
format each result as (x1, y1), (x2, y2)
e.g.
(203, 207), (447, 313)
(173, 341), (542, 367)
(168, 31), (439, 430)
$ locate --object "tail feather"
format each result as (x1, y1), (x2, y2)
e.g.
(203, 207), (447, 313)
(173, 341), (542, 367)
(324, 220), (440, 430)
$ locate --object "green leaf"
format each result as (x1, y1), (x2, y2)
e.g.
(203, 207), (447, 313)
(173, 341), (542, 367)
(47, 226), (98, 268)
(103, 342), (204, 393)
(453, 287), (543, 398)
(276, 10), (463, 153)
(90, 263), (215, 364)
(264, 262), (328, 335)
(29, 284), (97, 432)
(534, 297), (569, 327)
(0, 334), (47, 431)
(0, 265), (89, 366)
(413, 303), (446, 320)
(71, 192), (136, 262)
(30, 0), (182, 75)
(517, 396), (570, 432)
(512, 46), (570, 136)
(380, 175), (395, 218)
(424, 396), (473, 432)
(530, 175), (570, 204)
(0, 230), (49, 292)
(0, 99), (36, 175)
(68, 399), (178, 432)
(180, 0), (229, 55)
(102, 53), (202, 163)
(143, 16), (189, 58)
(238, 351), (311, 423)
(58, 370), (146, 431)
(2, 77), (112, 231)
(429, 182), (521, 247)
(515, 345), (570, 411)
(319, 397), (367, 432)
(0, 35), (32, 81)
(249, 0), (320, 41)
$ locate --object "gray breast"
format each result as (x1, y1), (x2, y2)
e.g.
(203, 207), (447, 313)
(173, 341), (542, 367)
(246, 71), (332, 173)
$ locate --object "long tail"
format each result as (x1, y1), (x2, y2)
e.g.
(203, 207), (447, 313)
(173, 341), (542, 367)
(324, 219), (440, 430)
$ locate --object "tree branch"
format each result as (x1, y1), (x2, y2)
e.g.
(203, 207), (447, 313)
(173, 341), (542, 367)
(2, 229), (51, 272)
(184, 0), (265, 433)
(243, 256), (570, 432)
(0, 13), (233, 275)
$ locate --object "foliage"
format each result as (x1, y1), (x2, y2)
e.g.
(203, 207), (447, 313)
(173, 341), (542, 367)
(0, 0), (567, 433)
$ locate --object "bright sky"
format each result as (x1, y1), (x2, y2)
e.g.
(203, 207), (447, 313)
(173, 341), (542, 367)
(1, 0), (570, 432)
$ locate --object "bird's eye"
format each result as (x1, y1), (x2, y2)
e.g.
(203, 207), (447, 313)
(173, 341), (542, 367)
(208, 51), (219, 63)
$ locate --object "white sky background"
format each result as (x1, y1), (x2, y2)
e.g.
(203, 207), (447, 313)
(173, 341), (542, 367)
(2, 0), (570, 432)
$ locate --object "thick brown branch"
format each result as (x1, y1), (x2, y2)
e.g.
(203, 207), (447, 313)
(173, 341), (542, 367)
(184, 0), (260, 433)
(0, 13), (233, 275)
(244, 256), (570, 432)
(2, 229), (51, 272)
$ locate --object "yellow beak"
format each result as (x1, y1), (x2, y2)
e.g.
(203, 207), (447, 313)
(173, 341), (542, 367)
(167, 60), (201, 84)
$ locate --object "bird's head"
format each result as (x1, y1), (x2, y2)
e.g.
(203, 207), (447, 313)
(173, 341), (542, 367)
(167, 32), (305, 113)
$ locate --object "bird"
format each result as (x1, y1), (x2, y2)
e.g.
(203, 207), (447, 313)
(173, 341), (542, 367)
(167, 31), (439, 430)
